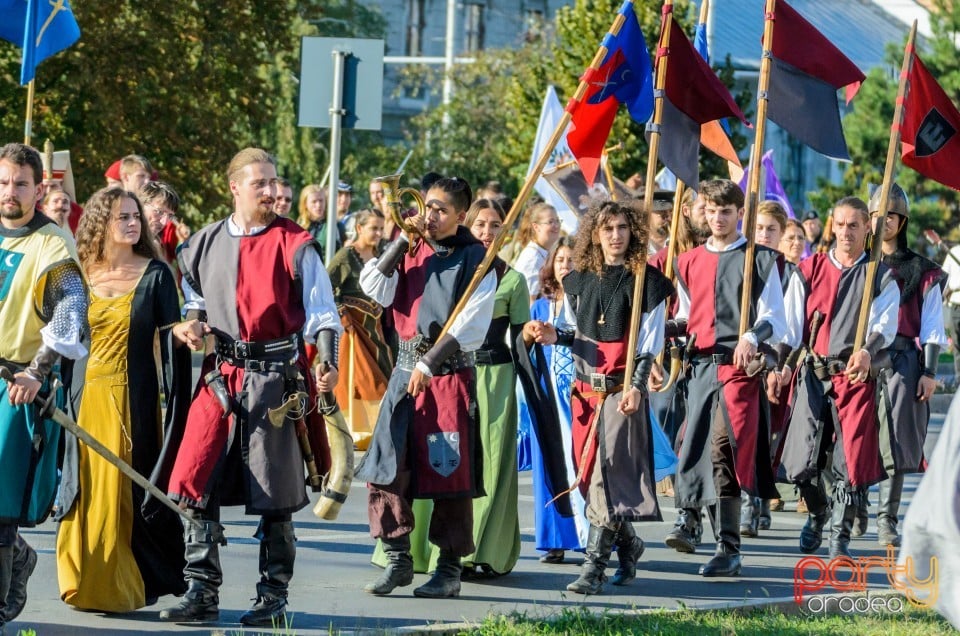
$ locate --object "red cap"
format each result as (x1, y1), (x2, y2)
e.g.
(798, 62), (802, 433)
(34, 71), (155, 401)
(104, 159), (122, 181)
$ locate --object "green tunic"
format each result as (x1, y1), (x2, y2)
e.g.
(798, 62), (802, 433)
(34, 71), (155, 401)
(370, 267), (530, 573)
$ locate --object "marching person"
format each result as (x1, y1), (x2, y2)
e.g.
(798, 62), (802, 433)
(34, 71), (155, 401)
(158, 148), (342, 627)
(864, 184), (946, 547)
(780, 196), (899, 560)
(534, 199), (673, 594)
(0, 143), (89, 626)
(358, 177), (496, 599)
(671, 179), (787, 577)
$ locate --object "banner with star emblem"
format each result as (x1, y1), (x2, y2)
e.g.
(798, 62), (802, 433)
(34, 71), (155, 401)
(0, 0), (81, 85)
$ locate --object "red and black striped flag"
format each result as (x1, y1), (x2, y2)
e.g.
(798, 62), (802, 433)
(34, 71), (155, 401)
(765, 1), (865, 161)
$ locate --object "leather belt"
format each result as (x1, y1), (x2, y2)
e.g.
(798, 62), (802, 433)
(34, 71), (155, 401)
(575, 370), (625, 393)
(692, 353), (733, 365)
(396, 349), (475, 374)
(215, 334), (299, 361)
(889, 335), (917, 351)
(474, 347), (512, 366)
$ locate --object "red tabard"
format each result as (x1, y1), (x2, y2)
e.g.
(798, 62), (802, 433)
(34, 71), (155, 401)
(896, 267), (942, 339)
(830, 374), (884, 486)
(718, 365), (762, 493)
(571, 338), (628, 495)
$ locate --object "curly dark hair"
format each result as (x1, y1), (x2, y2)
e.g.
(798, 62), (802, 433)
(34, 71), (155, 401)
(573, 200), (650, 276)
(76, 187), (160, 269)
(539, 236), (577, 300)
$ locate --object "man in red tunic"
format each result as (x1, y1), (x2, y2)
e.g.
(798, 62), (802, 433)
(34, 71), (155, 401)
(863, 184), (945, 546)
(357, 177), (496, 599)
(780, 196), (899, 560)
(159, 148), (341, 627)
(671, 179), (787, 577)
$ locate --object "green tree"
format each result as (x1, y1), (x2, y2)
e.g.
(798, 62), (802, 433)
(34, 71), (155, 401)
(808, 0), (960, 245)
(0, 1), (387, 225)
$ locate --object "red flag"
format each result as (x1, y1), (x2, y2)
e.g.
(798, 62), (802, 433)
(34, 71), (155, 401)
(566, 52), (624, 188)
(901, 51), (960, 191)
(658, 15), (749, 187)
(766, 1), (866, 161)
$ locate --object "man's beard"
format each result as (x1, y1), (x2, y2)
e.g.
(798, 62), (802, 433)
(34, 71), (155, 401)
(684, 216), (711, 245)
(0, 202), (25, 220)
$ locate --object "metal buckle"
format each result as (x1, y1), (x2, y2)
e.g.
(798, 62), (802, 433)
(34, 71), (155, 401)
(235, 341), (250, 358)
(590, 372), (606, 392)
(246, 359), (266, 372)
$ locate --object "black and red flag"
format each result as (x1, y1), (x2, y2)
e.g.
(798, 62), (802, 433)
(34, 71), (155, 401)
(658, 11), (749, 188)
(765, 0), (865, 161)
(900, 48), (960, 191)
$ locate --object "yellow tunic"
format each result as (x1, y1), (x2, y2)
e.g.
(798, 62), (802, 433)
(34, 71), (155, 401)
(57, 287), (146, 612)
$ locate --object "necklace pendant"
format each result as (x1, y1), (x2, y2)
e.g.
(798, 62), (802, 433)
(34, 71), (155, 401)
(597, 313), (606, 325)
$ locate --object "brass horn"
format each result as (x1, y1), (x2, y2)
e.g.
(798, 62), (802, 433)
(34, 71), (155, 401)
(376, 172), (426, 249)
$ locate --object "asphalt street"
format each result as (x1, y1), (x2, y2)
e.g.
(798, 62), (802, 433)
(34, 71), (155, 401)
(6, 396), (952, 635)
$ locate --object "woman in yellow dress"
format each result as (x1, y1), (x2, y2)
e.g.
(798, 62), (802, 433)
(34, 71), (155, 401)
(56, 187), (193, 612)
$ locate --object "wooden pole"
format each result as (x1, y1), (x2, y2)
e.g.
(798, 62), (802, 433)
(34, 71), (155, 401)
(738, 0), (777, 336)
(652, 179), (685, 379)
(623, 0), (674, 384)
(852, 21), (917, 351)
(602, 154), (619, 202)
(438, 5), (632, 340)
(24, 79), (35, 145)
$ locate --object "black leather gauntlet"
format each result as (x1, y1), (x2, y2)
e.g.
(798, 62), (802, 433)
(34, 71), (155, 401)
(317, 329), (340, 370)
(747, 320), (773, 344)
(631, 354), (655, 395)
(863, 332), (885, 358)
(555, 329), (575, 348)
(419, 334), (461, 376)
(25, 344), (60, 382)
(664, 319), (688, 339)
(376, 237), (409, 276)
(922, 343), (940, 379)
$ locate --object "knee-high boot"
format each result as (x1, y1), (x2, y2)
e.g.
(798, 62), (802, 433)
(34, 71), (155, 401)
(877, 474), (904, 547)
(159, 517), (225, 623)
(240, 519), (296, 627)
(0, 545), (12, 621)
(828, 499), (858, 560)
(611, 522), (644, 586)
(798, 482), (830, 554)
(413, 550), (462, 599)
(566, 525), (616, 594)
(699, 497), (742, 577)
(0, 535), (37, 622)
(365, 535), (414, 595)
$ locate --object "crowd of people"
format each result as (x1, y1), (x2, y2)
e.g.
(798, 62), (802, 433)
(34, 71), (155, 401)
(0, 139), (949, 629)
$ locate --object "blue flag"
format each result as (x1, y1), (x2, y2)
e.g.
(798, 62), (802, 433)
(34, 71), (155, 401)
(0, 0), (81, 85)
(694, 22), (709, 62)
(598, 0), (654, 124)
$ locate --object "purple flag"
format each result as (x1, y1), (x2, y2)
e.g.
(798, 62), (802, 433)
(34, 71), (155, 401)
(738, 149), (795, 219)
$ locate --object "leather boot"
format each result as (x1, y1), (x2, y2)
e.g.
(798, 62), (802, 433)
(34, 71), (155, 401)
(798, 482), (830, 554)
(0, 545), (12, 622)
(566, 525), (616, 594)
(414, 550), (462, 598)
(365, 536), (414, 595)
(240, 520), (296, 627)
(828, 499), (858, 561)
(664, 508), (702, 553)
(0, 535), (37, 622)
(699, 497), (742, 577)
(758, 499), (772, 530)
(739, 493), (759, 538)
(877, 474), (904, 547)
(159, 519), (225, 622)
(852, 494), (869, 538)
(611, 522), (644, 586)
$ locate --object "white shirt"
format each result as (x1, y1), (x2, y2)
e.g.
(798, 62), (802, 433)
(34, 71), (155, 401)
(359, 235), (497, 377)
(941, 245), (960, 306)
(674, 235), (786, 347)
(181, 216), (342, 343)
(514, 242), (549, 298)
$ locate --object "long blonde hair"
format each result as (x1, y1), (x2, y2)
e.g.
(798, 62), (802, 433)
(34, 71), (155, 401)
(297, 184), (325, 229)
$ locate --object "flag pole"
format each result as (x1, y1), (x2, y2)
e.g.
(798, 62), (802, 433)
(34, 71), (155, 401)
(652, 178), (685, 390)
(24, 79), (36, 145)
(623, 0), (674, 384)
(852, 20), (917, 351)
(602, 154), (619, 201)
(738, 0), (777, 336)
(437, 5), (632, 340)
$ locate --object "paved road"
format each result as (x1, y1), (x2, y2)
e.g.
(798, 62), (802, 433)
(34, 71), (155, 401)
(6, 398), (953, 635)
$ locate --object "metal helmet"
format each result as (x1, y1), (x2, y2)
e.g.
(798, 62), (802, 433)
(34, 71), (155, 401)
(868, 182), (910, 219)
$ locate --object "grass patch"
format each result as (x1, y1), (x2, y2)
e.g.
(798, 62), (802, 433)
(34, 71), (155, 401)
(462, 604), (954, 635)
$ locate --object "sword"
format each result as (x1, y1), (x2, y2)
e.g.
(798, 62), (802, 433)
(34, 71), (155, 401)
(0, 367), (201, 529)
